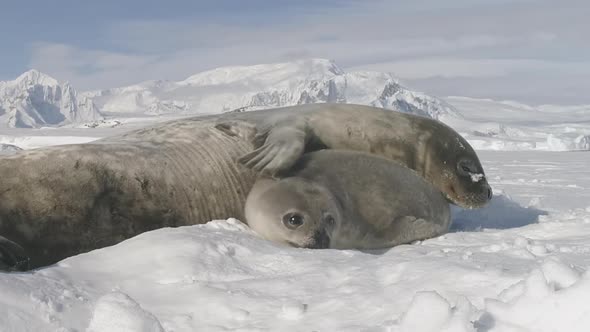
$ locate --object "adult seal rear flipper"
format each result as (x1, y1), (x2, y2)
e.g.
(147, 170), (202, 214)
(216, 115), (309, 176)
(0, 236), (30, 272)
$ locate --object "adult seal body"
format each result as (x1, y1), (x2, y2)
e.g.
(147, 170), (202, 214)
(0, 103), (489, 270)
(245, 150), (451, 249)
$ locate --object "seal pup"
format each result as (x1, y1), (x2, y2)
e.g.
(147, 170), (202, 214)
(0, 103), (486, 270)
(245, 150), (451, 249)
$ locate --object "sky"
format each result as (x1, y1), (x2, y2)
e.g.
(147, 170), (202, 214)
(1, 0), (589, 104)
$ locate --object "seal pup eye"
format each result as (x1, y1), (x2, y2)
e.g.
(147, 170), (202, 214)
(283, 212), (305, 229)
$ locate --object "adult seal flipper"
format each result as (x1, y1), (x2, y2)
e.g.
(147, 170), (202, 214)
(217, 115), (310, 175)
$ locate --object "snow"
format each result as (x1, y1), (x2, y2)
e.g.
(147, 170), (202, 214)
(1, 61), (590, 331)
(0, 143), (22, 155)
(87, 293), (165, 332)
(446, 96), (590, 152)
(2, 171), (590, 332)
(1, 136), (590, 331)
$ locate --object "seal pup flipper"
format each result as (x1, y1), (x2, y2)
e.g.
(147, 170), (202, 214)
(0, 236), (30, 272)
(217, 116), (309, 175)
(388, 216), (449, 246)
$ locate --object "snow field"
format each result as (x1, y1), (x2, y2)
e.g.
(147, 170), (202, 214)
(1, 149), (590, 331)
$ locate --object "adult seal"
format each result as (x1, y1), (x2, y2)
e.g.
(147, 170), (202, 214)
(0, 103), (489, 270)
(245, 150), (451, 249)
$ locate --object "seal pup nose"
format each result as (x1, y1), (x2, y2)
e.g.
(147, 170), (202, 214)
(309, 229), (330, 249)
(487, 187), (493, 200)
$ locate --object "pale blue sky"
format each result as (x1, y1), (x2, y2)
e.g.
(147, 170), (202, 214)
(1, 0), (589, 104)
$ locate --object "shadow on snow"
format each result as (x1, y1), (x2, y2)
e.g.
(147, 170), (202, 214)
(450, 194), (548, 232)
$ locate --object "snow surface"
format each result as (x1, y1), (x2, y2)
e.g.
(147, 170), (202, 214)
(1, 98), (590, 331)
(1, 152), (590, 332)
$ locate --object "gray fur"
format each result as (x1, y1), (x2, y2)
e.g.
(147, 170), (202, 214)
(0, 103), (488, 269)
(245, 150), (451, 249)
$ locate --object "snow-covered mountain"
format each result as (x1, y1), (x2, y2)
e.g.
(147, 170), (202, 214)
(3, 61), (590, 152)
(84, 59), (459, 121)
(1, 60), (459, 128)
(0, 70), (102, 128)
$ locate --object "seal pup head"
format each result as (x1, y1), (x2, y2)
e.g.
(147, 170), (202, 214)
(245, 177), (341, 249)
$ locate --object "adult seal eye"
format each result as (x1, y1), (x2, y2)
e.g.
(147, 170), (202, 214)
(283, 212), (305, 229)
(457, 158), (476, 176)
(324, 214), (335, 227)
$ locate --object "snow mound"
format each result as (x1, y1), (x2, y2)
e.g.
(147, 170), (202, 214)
(398, 292), (476, 332)
(0, 143), (22, 155)
(546, 133), (590, 151)
(87, 292), (164, 332)
(481, 258), (589, 332)
(0, 70), (103, 128)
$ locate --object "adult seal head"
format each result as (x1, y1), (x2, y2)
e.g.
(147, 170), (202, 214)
(223, 103), (492, 209)
(245, 150), (451, 249)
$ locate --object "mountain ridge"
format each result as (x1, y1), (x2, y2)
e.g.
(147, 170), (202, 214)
(1, 59), (459, 128)
(0, 70), (102, 128)
(84, 58), (460, 120)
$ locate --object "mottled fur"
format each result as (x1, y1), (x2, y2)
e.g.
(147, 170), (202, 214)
(0, 104), (490, 269)
(246, 150), (451, 249)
